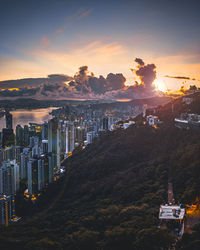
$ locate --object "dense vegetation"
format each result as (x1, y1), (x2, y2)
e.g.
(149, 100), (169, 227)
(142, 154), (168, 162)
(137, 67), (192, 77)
(0, 93), (200, 249)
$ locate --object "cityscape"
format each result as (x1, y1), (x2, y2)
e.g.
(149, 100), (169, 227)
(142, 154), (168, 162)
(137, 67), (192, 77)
(0, 101), (144, 225)
(0, 0), (200, 249)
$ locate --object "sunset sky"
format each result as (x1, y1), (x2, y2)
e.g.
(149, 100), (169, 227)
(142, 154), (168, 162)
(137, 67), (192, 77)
(0, 0), (200, 91)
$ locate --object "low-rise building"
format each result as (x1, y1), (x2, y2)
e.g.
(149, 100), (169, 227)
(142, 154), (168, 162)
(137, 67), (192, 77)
(159, 205), (185, 220)
(159, 204), (185, 236)
(175, 113), (200, 129)
(123, 121), (135, 129)
(182, 97), (193, 105)
(146, 115), (161, 127)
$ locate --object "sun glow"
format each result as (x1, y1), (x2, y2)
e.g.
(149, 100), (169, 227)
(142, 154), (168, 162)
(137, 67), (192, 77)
(124, 76), (141, 86)
(154, 77), (167, 92)
(125, 76), (168, 93)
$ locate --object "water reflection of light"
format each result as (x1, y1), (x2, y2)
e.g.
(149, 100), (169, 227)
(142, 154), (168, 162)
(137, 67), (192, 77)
(115, 99), (132, 102)
(0, 88), (20, 91)
(0, 107), (58, 131)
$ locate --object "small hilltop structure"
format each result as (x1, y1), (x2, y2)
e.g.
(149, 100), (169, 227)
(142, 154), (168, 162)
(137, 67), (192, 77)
(159, 182), (186, 237)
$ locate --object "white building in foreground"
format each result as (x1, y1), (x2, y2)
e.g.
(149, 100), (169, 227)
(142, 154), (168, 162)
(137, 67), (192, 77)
(159, 204), (185, 236)
(159, 205), (185, 220)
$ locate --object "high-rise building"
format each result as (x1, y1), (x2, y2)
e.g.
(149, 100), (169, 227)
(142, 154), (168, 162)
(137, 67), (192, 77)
(28, 155), (50, 195)
(14, 146), (21, 163)
(29, 137), (35, 148)
(143, 104), (147, 118)
(48, 118), (60, 173)
(60, 121), (66, 155)
(0, 163), (12, 195)
(42, 122), (48, 140)
(65, 122), (75, 153)
(2, 146), (15, 162)
(75, 126), (85, 146)
(16, 125), (24, 146)
(102, 117), (108, 130)
(0, 160), (19, 195)
(2, 146), (21, 163)
(30, 136), (39, 147)
(27, 158), (37, 195)
(0, 195), (15, 226)
(0, 131), (2, 147)
(23, 125), (29, 147)
(108, 117), (114, 131)
(41, 155), (49, 187)
(48, 155), (54, 183)
(5, 111), (12, 130)
(2, 128), (14, 147)
(56, 123), (61, 172)
(0, 149), (3, 165)
(20, 152), (28, 179)
(86, 131), (93, 144)
(41, 140), (48, 154)
(38, 158), (45, 191)
(13, 160), (20, 192)
(32, 144), (41, 157)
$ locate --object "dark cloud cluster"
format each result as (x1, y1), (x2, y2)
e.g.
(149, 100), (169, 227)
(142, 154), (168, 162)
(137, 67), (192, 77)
(134, 58), (156, 90)
(68, 66), (126, 95)
(48, 74), (73, 82)
(0, 88), (40, 98)
(135, 58), (145, 66)
(165, 75), (191, 80)
(0, 58), (157, 100)
(106, 73), (126, 90)
(0, 74), (73, 89)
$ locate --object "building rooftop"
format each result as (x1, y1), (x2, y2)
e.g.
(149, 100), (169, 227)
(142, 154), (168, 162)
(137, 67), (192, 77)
(174, 118), (188, 124)
(159, 205), (185, 220)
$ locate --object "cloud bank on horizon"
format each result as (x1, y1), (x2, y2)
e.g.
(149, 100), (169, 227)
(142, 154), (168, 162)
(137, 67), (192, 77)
(0, 58), (158, 100)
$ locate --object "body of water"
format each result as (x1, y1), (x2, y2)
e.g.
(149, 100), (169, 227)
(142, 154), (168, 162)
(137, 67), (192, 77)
(0, 107), (58, 131)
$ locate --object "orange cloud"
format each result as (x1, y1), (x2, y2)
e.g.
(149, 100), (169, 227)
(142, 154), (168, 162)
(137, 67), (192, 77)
(155, 55), (200, 79)
(0, 56), (52, 81)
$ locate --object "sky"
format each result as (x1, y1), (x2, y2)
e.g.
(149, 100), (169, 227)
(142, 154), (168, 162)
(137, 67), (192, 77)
(0, 0), (200, 92)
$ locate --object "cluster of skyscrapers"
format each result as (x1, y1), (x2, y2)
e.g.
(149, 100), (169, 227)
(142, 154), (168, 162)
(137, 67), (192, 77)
(0, 103), (139, 225)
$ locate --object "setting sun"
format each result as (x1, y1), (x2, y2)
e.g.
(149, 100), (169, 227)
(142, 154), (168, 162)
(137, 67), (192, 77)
(154, 77), (167, 92)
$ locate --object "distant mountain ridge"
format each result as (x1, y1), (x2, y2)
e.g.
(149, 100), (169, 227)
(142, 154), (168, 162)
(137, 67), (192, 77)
(0, 96), (171, 110)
